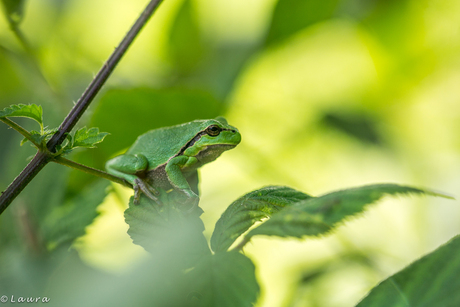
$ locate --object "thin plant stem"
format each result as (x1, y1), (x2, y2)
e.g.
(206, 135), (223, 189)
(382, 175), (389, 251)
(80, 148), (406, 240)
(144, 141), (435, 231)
(0, 118), (40, 147)
(53, 156), (132, 189)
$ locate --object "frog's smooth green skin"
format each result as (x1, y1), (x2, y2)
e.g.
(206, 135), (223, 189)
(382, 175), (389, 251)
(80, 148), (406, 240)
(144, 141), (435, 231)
(106, 117), (241, 210)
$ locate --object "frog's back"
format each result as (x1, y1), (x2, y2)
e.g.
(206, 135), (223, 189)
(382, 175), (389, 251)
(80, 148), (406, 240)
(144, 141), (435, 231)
(126, 120), (210, 169)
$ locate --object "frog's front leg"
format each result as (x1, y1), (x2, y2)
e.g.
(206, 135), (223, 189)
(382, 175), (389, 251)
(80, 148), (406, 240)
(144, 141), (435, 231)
(105, 154), (160, 205)
(165, 155), (199, 210)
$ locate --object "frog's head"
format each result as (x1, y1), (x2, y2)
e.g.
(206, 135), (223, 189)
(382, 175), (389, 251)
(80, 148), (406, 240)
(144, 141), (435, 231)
(182, 117), (241, 160)
(196, 117), (241, 148)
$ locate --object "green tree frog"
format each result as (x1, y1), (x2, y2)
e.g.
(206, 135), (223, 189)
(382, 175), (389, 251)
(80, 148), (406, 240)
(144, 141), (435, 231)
(106, 117), (241, 209)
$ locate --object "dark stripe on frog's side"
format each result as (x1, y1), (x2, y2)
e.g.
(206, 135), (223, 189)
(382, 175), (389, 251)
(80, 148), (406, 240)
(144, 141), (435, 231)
(176, 130), (208, 157)
(175, 128), (235, 157)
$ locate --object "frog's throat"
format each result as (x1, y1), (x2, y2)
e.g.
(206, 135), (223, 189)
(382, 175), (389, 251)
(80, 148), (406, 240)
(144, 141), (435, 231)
(192, 144), (236, 165)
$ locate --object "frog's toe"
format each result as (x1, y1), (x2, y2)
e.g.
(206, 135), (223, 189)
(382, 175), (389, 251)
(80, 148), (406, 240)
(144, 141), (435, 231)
(133, 183), (141, 205)
(134, 178), (162, 206)
(146, 184), (160, 196)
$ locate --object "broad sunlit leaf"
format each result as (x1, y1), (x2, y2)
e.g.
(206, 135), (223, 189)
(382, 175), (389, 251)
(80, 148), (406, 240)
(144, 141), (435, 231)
(211, 186), (312, 252)
(247, 184), (452, 239)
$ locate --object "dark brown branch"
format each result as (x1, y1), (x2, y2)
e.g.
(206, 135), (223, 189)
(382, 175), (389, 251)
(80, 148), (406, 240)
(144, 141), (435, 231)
(0, 152), (49, 214)
(0, 0), (164, 215)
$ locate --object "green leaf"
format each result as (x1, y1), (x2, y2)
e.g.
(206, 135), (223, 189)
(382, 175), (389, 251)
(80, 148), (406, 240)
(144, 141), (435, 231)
(183, 252), (259, 307)
(54, 132), (73, 155)
(167, 0), (257, 99)
(0, 103), (43, 128)
(356, 234), (460, 307)
(41, 180), (109, 249)
(265, 0), (341, 45)
(20, 128), (58, 146)
(124, 193), (211, 265)
(247, 184), (452, 239)
(211, 186), (312, 253)
(20, 130), (41, 146)
(51, 127), (108, 156)
(321, 111), (383, 145)
(43, 127), (58, 141)
(72, 127), (109, 149)
(1, 0), (27, 25)
(168, 0), (206, 73)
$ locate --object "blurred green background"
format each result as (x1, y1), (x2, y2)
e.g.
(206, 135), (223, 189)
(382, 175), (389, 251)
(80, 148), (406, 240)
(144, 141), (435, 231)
(1, 0), (459, 306)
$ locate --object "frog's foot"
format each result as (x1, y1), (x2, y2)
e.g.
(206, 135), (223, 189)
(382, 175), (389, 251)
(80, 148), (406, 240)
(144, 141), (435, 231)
(133, 178), (162, 206)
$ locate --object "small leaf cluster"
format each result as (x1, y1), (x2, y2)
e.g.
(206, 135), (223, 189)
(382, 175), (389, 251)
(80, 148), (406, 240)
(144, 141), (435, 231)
(55, 127), (109, 155)
(0, 104), (108, 155)
(20, 128), (58, 147)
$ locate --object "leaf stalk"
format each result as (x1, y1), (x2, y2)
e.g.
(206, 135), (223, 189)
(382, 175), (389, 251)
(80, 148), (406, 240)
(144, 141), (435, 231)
(0, 117), (41, 148)
(52, 156), (132, 189)
(231, 237), (250, 252)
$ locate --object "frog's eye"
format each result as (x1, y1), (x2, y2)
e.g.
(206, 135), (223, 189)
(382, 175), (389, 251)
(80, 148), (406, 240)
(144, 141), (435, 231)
(206, 125), (221, 136)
